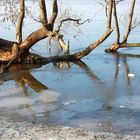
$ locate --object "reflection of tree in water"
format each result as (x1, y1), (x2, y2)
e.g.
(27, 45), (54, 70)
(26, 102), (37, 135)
(0, 63), (59, 121)
(0, 56), (139, 130)
(52, 60), (114, 131)
(0, 64), (48, 95)
(53, 55), (140, 132)
(112, 52), (140, 96)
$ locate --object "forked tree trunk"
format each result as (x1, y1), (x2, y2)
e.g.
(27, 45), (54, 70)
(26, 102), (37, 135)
(105, 0), (137, 52)
(105, 0), (121, 52)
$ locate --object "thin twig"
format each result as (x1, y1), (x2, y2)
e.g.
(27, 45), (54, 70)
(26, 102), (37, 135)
(56, 18), (91, 32)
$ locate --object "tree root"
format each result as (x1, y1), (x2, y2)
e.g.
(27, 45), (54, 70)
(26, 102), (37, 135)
(105, 43), (126, 52)
(105, 44), (119, 52)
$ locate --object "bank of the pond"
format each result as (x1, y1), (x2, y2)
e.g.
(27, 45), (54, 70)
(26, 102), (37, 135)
(0, 116), (139, 140)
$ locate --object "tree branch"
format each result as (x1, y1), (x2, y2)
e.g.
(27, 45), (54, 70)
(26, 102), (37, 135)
(16, 0), (25, 44)
(113, 0), (120, 44)
(38, 0), (48, 28)
(106, 0), (113, 29)
(56, 18), (91, 32)
(49, 0), (58, 26)
(123, 0), (136, 43)
(72, 29), (113, 59)
(58, 35), (69, 54)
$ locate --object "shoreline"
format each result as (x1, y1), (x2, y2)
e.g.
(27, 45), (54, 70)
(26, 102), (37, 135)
(0, 117), (140, 140)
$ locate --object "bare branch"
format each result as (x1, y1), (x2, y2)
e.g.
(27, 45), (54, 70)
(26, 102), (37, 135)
(73, 29), (113, 59)
(58, 35), (69, 54)
(56, 18), (91, 32)
(131, 18), (140, 30)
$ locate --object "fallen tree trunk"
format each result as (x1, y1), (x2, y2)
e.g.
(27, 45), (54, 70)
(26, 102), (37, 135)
(0, 29), (112, 67)
(0, 28), (54, 62)
(0, 38), (15, 49)
(105, 42), (140, 52)
(127, 43), (140, 47)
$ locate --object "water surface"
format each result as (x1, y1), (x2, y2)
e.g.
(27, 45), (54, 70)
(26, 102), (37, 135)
(0, 0), (140, 135)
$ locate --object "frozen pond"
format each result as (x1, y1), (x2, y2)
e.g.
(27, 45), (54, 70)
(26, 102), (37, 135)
(0, 0), (140, 135)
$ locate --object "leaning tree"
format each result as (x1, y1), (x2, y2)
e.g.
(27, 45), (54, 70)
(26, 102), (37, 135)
(0, 0), (113, 73)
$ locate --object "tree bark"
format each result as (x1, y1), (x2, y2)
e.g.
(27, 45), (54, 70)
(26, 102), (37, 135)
(113, 0), (120, 44)
(123, 0), (136, 43)
(0, 0), (59, 63)
(0, 38), (15, 49)
(49, 0), (58, 28)
(106, 0), (113, 29)
(38, 0), (48, 28)
(104, 0), (120, 52)
(18, 28), (54, 55)
(58, 35), (69, 54)
(72, 29), (112, 59)
(16, 0), (25, 44)
(0, 28), (54, 62)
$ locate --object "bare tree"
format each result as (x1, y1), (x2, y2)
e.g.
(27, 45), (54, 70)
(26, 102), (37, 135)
(0, 0), (113, 73)
(105, 0), (139, 52)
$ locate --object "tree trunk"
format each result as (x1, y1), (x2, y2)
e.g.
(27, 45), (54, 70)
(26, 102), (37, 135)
(40, 29), (113, 63)
(18, 28), (54, 55)
(0, 38), (15, 49)
(104, 0), (120, 52)
(106, 0), (113, 29)
(16, 0), (25, 44)
(49, 0), (58, 29)
(39, 0), (48, 28)
(0, 0), (112, 73)
(0, 28), (54, 62)
(123, 0), (136, 43)
(113, 0), (120, 44)
(105, 0), (136, 52)
(72, 29), (112, 59)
